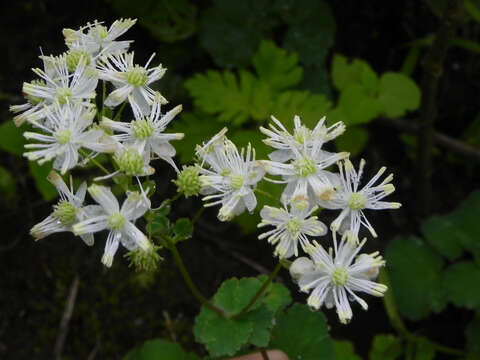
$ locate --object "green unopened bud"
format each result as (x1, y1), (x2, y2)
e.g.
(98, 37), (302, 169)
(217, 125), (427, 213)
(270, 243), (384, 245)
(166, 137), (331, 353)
(116, 149), (144, 176)
(66, 50), (91, 72)
(53, 201), (76, 225)
(125, 244), (163, 272)
(173, 166), (201, 198)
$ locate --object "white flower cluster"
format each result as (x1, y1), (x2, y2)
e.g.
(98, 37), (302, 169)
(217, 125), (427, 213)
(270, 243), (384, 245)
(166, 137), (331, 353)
(12, 19), (401, 324)
(11, 19), (183, 268)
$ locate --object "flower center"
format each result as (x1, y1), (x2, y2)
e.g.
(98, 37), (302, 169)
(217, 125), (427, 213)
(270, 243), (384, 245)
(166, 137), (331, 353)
(285, 218), (301, 236)
(348, 192), (366, 210)
(117, 149), (144, 176)
(293, 156), (317, 178)
(230, 173), (244, 190)
(125, 66), (148, 87)
(331, 267), (348, 286)
(56, 87), (72, 105)
(131, 119), (154, 139)
(294, 126), (311, 144)
(53, 201), (76, 225)
(96, 25), (109, 40)
(318, 188), (336, 202)
(66, 50), (90, 72)
(108, 211), (126, 230)
(55, 129), (71, 145)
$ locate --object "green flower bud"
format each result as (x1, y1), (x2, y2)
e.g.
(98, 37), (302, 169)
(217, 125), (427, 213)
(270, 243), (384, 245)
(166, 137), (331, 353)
(125, 244), (163, 272)
(173, 166), (201, 198)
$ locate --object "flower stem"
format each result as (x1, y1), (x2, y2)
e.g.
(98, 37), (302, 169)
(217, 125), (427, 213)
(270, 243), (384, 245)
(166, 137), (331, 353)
(380, 269), (465, 356)
(78, 149), (110, 175)
(159, 192), (182, 210)
(167, 237), (228, 318)
(254, 188), (281, 205)
(113, 101), (127, 122)
(233, 261), (283, 318)
(191, 206), (205, 225)
(100, 80), (106, 120)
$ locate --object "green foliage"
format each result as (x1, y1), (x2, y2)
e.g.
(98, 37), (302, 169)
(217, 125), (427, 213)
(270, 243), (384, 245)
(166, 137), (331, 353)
(334, 126), (369, 157)
(0, 166), (17, 202)
(386, 236), (446, 320)
(443, 261), (480, 309)
(465, 318), (480, 354)
(0, 121), (25, 156)
(421, 215), (464, 261)
(378, 73), (421, 118)
(111, 0), (197, 43)
(369, 334), (403, 360)
(337, 84), (382, 125)
(331, 55), (378, 93)
(413, 341), (436, 360)
(194, 277), (291, 357)
(123, 339), (199, 360)
(269, 303), (333, 360)
(146, 207), (171, 238)
(29, 161), (57, 201)
(333, 340), (361, 360)
(173, 218), (193, 243)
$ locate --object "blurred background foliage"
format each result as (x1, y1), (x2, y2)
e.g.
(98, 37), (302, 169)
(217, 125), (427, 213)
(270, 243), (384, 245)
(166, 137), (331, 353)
(1, 0), (480, 359)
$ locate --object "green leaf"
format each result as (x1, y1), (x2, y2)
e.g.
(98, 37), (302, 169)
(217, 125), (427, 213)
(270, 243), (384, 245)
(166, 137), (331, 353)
(414, 341), (436, 360)
(369, 334), (402, 360)
(123, 339), (199, 360)
(443, 261), (480, 309)
(194, 277), (275, 357)
(270, 303), (333, 360)
(173, 218), (193, 242)
(334, 126), (369, 157)
(199, 0), (278, 68)
(0, 166), (17, 202)
(333, 340), (361, 360)
(378, 72), (421, 118)
(465, 318), (480, 354)
(261, 282), (292, 314)
(0, 121), (25, 156)
(252, 40), (303, 92)
(386, 236), (446, 320)
(300, 65), (331, 97)
(337, 84), (382, 125)
(29, 161), (57, 201)
(169, 112), (225, 163)
(146, 209), (170, 237)
(331, 54), (379, 93)
(421, 215), (464, 261)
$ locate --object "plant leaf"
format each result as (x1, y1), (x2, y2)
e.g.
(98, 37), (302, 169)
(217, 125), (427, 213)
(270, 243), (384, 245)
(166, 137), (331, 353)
(369, 334), (403, 360)
(443, 261), (480, 309)
(377, 72), (421, 118)
(333, 340), (361, 360)
(123, 339), (199, 360)
(0, 121), (25, 156)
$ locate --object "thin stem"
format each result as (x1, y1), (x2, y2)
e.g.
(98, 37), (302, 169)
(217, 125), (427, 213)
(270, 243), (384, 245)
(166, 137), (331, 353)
(260, 348), (269, 360)
(159, 192), (182, 210)
(100, 80), (106, 120)
(380, 269), (465, 356)
(233, 262), (283, 318)
(191, 206), (205, 225)
(78, 149), (110, 175)
(254, 188), (281, 205)
(113, 101), (127, 122)
(167, 238), (228, 318)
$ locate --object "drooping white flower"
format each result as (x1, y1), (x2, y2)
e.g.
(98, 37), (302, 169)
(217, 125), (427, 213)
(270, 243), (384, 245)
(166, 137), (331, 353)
(260, 135), (348, 206)
(323, 159), (401, 242)
(294, 234), (387, 324)
(23, 102), (115, 174)
(258, 203), (327, 258)
(30, 171), (100, 245)
(17, 55), (97, 124)
(197, 132), (265, 221)
(260, 115), (345, 162)
(63, 19), (137, 57)
(72, 184), (152, 267)
(101, 93), (183, 171)
(97, 52), (166, 114)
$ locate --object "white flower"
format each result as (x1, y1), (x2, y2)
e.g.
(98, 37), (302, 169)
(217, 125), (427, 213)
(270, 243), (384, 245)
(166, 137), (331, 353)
(97, 52), (166, 114)
(23, 102), (115, 174)
(101, 93), (183, 171)
(261, 136), (348, 205)
(30, 171), (99, 245)
(72, 184), (152, 267)
(324, 159), (401, 242)
(260, 115), (345, 162)
(294, 234), (387, 324)
(258, 203), (327, 258)
(197, 133), (265, 221)
(18, 54), (97, 124)
(63, 19), (137, 57)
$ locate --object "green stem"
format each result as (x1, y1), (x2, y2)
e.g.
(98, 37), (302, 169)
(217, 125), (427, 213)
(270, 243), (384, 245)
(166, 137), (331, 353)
(380, 269), (465, 356)
(233, 262), (283, 318)
(78, 149), (110, 175)
(113, 101), (127, 122)
(167, 238), (228, 318)
(100, 80), (106, 120)
(254, 188), (281, 205)
(191, 206), (205, 225)
(160, 192), (182, 210)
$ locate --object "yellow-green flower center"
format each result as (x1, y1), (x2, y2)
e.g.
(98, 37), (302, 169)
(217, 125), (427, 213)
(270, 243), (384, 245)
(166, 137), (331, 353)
(131, 119), (154, 139)
(97, 25), (109, 40)
(348, 192), (366, 210)
(230, 174), (244, 190)
(125, 66), (148, 87)
(294, 127), (311, 144)
(285, 218), (301, 236)
(332, 267), (348, 286)
(53, 201), (76, 225)
(117, 149), (144, 176)
(108, 211), (126, 230)
(294, 156), (317, 178)
(56, 87), (72, 105)
(55, 129), (71, 145)
(174, 166), (201, 197)
(66, 50), (91, 72)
